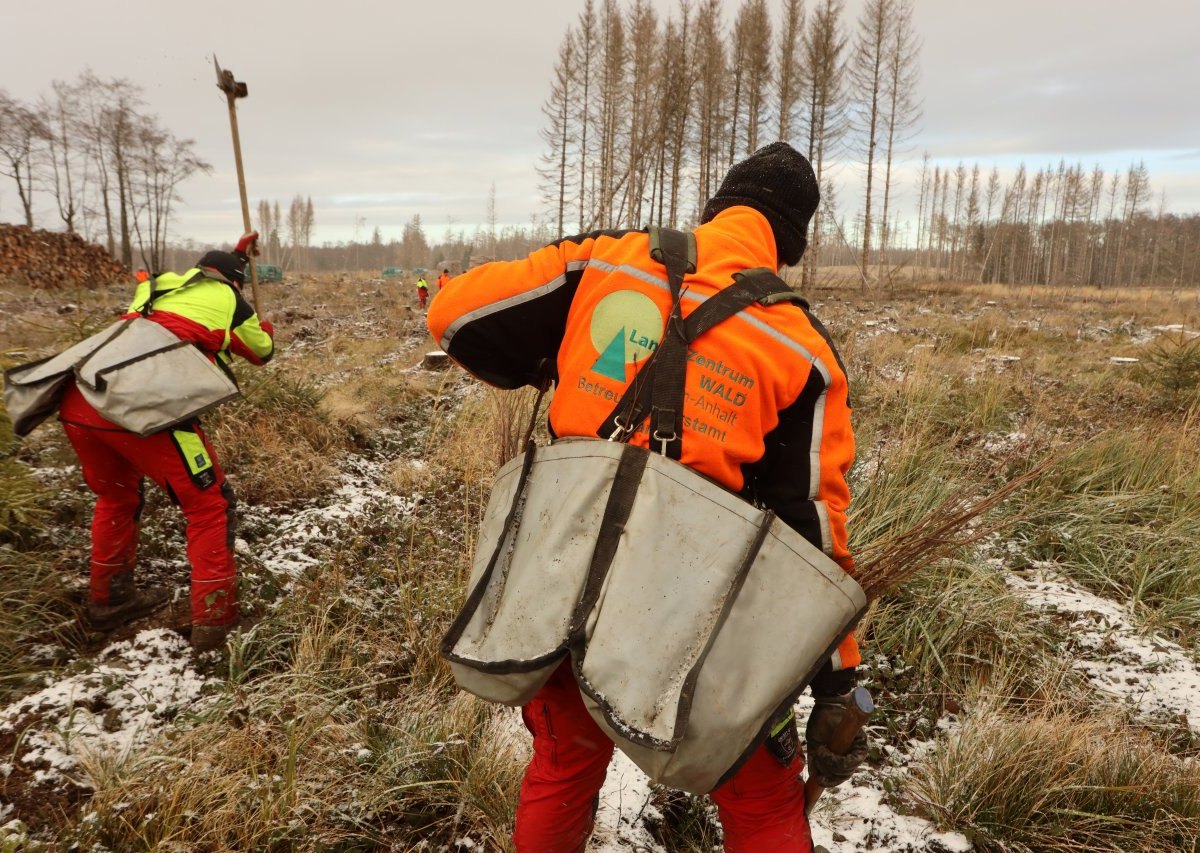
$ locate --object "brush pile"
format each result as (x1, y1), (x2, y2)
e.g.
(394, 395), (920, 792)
(0, 225), (125, 289)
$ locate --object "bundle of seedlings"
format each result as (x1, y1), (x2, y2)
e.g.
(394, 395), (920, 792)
(852, 457), (1052, 600)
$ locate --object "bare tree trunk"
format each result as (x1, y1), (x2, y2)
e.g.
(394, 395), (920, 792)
(0, 92), (44, 227)
(575, 0), (597, 231)
(537, 33), (575, 237)
(801, 0), (847, 288)
(850, 0), (889, 288)
(962, 163), (979, 280)
(740, 0), (773, 155)
(914, 152), (929, 275)
(661, 6), (694, 228)
(776, 0), (804, 142)
(876, 0), (920, 277)
(693, 0), (726, 212)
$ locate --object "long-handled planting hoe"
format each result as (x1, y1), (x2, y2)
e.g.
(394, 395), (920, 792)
(214, 56), (261, 312)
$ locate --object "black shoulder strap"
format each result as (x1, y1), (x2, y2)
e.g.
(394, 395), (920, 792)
(598, 242), (803, 459)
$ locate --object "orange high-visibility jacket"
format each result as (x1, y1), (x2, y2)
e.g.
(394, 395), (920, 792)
(427, 206), (860, 670)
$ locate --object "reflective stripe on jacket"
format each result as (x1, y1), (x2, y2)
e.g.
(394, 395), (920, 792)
(428, 205), (860, 669)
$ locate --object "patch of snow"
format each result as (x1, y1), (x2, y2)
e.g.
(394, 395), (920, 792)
(1006, 566), (1200, 732)
(591, 750), (659, 850)
(811, 780), (972, 853)
(28, 465), (77, 482)
(588, 695), (973, 852)
(876, 364), (908, 383)
(981, 431), (1027, 454)
(246, 454), (417, 580)
(0, 629), (214, 790)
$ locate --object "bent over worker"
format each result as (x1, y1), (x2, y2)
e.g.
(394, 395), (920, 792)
(427, 143), (867, 852)
(59, 232), (275, 652)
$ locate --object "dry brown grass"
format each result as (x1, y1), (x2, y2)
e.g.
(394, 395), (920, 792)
(909, 697), (1200, 852)
(5, 273), (1200, 850)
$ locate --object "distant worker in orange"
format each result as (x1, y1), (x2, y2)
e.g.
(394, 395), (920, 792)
(436, 269), (451, 290)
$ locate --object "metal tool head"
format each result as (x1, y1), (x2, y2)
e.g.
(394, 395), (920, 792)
(213, 56), (248, 99)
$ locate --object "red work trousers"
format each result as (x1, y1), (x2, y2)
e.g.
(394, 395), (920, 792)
(61, 410), (239, 627)
(513, 661), (812, 852)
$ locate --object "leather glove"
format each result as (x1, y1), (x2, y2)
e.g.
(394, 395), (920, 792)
(805, 693), (869, 788)
(234, 231), (260, 256)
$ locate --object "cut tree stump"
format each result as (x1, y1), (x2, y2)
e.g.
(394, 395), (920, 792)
(422, 351), (451, 370)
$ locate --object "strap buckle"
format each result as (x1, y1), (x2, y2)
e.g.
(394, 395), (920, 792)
(609, 415), (633, 442)
(652, 428), (677, 455)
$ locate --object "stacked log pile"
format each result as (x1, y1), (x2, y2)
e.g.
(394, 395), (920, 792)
(0, 225), (126, 289)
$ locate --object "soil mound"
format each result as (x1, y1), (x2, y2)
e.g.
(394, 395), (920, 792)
(0, 225), (125, 289)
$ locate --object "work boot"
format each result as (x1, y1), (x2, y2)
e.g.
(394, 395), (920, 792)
(190, 613), (260, 653)
(190, 623), (233, 653)
(88, 586), (169, 631)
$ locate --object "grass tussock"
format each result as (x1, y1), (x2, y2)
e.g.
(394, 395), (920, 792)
(0, 413), (49, 543)
(0, 547), (80, 700)
(1015, 426), (1200, 641)
(77, 484), (524, 851)
(207, 371), (352, 506)
(862, 559), (1073, 713)
(79, 688), (523, 851)
(0, 412), (85, 697)
(908, 702), (1200, 852)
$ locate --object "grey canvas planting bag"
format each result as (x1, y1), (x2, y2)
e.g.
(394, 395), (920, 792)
(443, 439), (866, 793)
(4, 316), (240, 437)
(442, 228), (866, 794)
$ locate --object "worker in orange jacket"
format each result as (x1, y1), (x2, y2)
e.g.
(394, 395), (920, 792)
(436, 269), (451, 290)
(428, 143), (866, 852)
(59, 232), (275, 652)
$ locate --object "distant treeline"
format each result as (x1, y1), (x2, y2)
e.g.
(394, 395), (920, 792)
(165, 210), (554, 277)
(909, 159), (1199, 289)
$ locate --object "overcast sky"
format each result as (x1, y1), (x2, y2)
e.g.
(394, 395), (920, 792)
(3, 0), (1198, 247)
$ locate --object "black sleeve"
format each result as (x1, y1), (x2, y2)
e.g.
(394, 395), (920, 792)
(740, 368), (828, 549)
(444, 270), (581, 389)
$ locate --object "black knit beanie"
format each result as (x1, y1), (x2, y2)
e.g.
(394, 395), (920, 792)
(700, 142), (820, 267)
(196, 250), (248, 286)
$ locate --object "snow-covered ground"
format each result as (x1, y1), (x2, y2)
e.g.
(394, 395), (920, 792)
(590, 746), (973, 852)
(0, 454), (415, 804)
(1005, 563), (1200, 733)
(9, 466), (1198, 850)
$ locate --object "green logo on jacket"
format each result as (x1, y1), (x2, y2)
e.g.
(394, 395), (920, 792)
(589, 291), (664, 382)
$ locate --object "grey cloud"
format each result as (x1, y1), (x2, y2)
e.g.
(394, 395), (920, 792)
(2, 0), (1197, 245)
